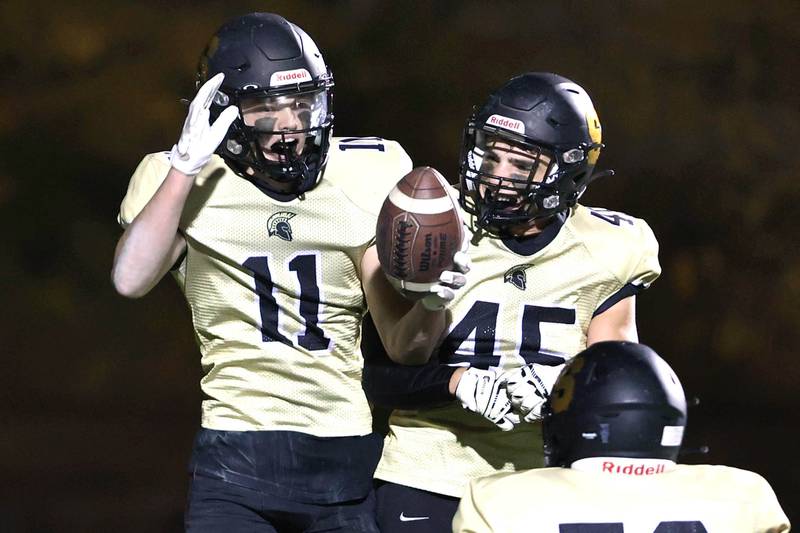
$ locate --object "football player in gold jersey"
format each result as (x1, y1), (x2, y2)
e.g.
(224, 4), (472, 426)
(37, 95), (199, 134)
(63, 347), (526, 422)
(111, 13), (412, 532)
(360, 73), (661, 531)
(454, 341), (791, 533)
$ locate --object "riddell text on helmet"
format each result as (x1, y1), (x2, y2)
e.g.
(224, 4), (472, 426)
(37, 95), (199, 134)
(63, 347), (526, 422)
(270, 69), (312, 86)
(602, 460), (667, 476)
(487, 114), (525, 134)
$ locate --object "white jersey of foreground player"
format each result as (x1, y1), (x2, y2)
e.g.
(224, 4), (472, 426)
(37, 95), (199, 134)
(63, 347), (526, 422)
(453, 457), (790, 533)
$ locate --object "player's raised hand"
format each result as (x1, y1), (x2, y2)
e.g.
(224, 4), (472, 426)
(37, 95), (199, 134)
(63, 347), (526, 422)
(455, 368), (518, 431)
(169, 72), (239, 177)
(505, 364), (549, 422)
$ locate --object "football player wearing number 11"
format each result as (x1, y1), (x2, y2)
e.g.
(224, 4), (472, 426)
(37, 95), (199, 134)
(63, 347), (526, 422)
(111, 12), (412, 532)
(360, 73), (662, 531)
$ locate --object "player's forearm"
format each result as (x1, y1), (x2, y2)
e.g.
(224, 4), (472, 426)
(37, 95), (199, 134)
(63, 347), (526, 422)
(362, 246), (447, 364)
(111, 168), (193, 297)
(381, 303), (447, 365)
(362, 326), (458, 409)
(363, 359), (457, 408)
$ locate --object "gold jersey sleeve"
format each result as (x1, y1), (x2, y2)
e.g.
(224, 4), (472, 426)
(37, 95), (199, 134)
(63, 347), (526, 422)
(375, 204), (661, 496)
(570, 205), (661, 292)
(118, 151), (172, 227)
(453, 465), (791, 533)
(117, 151), (190, 287)
(118, 137), (411, 436)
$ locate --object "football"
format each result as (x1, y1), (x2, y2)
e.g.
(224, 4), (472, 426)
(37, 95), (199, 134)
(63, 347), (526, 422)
(376, 166), (464, 294)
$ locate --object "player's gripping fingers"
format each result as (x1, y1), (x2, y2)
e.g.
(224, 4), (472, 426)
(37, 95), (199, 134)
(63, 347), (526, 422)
(494, 416), (515, 432)
(453, 250), (471, 274)
(522, 409), (543, 424)
(420, 284), (455, 311)
(483, 382), (516, 432)
(512, 388), (547, 422)
(505, 411), (521, 425)
(419, 269), (467, 311)
(505, 364), (549, 421)
(456, 368), (517, 431)
(438, 269), (466, 289)
(505, 364), (548, 397)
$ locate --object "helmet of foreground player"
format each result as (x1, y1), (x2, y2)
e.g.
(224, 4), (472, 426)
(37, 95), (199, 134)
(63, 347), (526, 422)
(541, 341), (687, 467)
(458, 72), (605, 231)
(197, 12), (334, 194)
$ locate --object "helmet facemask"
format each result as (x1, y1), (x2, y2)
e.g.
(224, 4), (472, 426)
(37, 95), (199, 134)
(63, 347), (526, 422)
(459, 122), (600, 234)
(215, 82), (333, 194)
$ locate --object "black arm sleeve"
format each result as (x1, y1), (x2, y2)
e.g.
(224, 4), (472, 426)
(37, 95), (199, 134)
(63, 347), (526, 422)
(361, 313), (457, 409)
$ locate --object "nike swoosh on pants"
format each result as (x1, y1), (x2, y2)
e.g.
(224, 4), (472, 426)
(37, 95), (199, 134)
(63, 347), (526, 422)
(399, 512), (430, 522)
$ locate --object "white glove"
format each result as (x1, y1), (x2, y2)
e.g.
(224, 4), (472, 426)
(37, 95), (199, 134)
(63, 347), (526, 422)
(505, 364), (549, 422)
(169, 72), (239, 176)
(420, 240), (472, 311)
(455, 368), (518, 431)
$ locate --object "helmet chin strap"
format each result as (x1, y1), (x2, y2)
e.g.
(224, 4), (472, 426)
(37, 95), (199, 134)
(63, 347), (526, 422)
(270, 139), (301, 171)
(585, 168), (615, 185)
(479, 187), (507, 228)
(477, 206), (492, 229)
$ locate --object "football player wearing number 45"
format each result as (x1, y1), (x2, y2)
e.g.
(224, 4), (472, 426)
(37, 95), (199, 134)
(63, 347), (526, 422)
(111, 12), (414, 533)
(453, 342), (790, 533)
(359, 72), (662, 532)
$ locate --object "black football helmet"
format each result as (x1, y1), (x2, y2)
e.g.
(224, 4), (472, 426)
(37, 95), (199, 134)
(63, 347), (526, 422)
(542, 341), (687, 467)
(197, 13), (334, 194)
(459, 72), (606, 232)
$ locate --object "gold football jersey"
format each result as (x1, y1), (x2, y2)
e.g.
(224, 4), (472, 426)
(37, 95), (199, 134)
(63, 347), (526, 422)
(118, 137), (412, 436)
(375, 202), (661, 496)
(454, 464), (790, 533)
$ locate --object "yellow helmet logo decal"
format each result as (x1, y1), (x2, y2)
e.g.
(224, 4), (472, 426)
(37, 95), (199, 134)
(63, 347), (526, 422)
(585, 107), (602, 165)
(551, 357), (585, 413)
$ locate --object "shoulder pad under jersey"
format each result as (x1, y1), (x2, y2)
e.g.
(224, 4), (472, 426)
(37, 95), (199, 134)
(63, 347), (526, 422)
(569, 204), (661, 288)
(322, 137), (413, 216)
(117, 152), (227, 227)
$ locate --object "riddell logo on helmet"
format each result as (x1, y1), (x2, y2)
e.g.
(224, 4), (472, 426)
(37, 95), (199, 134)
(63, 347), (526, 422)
(602, 460), (666, 476)
(487, 114), (525, 134)
(270, 69), (312, 86)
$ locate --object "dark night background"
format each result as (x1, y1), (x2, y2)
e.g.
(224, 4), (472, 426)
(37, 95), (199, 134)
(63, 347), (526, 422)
(2, 1), (798, 530)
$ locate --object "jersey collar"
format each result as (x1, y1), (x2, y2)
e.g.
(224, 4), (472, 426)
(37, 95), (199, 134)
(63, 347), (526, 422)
(499, 209), (569, 256)
(247, 177), (303, 202)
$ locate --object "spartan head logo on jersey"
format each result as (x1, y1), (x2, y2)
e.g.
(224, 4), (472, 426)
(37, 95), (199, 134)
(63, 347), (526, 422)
(504, 264), (532, 290)
(267, 211), (297, 241)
